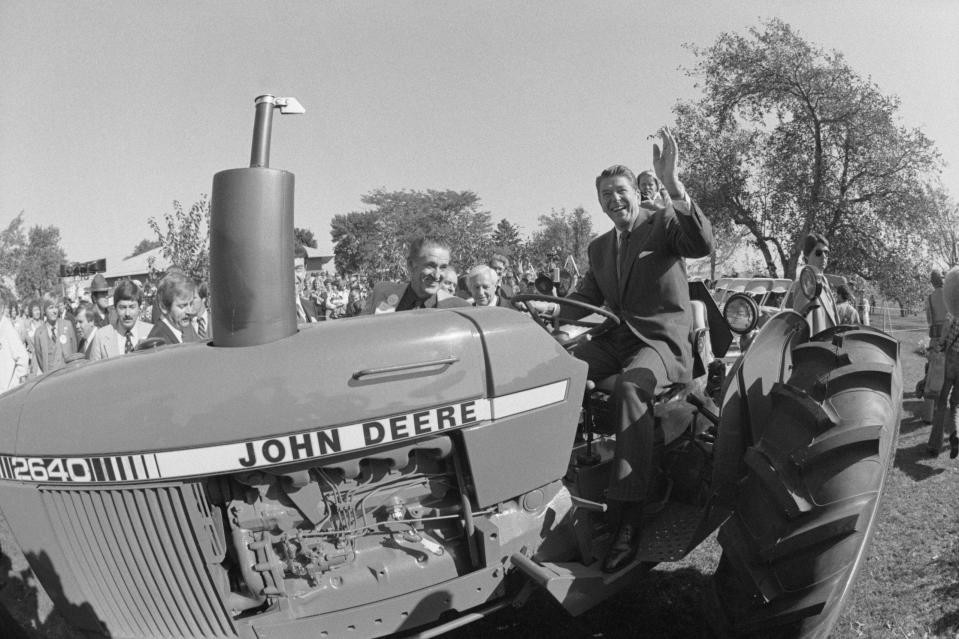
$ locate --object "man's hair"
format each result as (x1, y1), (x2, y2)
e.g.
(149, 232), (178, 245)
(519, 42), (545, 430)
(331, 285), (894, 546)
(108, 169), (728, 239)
(595, 165), (637, 191)
(407, 236), (450, 262)
(157, 272), (196, 310)
(802, 233), (829, 258)
(467, 264), (497, 284)
(197, 281), (209, 300)
(489, 253), (509, 267)
(113, 279), (142, 306)
(75, 302), (97, 323)
(931, 270), (944, 288)
(836, 284), (854, 303)
(41, 296), (60, 312)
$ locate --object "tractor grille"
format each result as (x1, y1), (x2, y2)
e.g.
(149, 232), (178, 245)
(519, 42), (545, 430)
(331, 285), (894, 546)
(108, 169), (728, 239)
(40, 482), (236, 638)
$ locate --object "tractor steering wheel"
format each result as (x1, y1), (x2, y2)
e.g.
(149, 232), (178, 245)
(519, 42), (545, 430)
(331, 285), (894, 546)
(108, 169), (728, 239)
(510, 293), (620, 349)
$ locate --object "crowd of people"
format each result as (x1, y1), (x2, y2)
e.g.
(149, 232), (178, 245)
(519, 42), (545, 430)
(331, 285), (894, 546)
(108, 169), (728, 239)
(292, 250), (573, 320)
(0, 270), (211, 392)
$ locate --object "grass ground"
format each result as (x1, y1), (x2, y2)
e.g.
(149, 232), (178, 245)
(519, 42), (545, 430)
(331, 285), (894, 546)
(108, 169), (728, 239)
(0, 315), (956, 638)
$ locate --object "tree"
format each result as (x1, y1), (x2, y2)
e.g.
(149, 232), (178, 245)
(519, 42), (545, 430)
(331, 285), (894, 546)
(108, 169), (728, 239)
(524, 207), (595, 275)
(15, 224), (66, 299)
(491, 219), (522, 255)
(676, 18), (940, 293)
(127, 238), (162, 259)
(294, 227), (318, 251)
(331, 189), (493, 281)
(148, 195), (210, 283)
(919, 184), (959, 269)
(0, 212), (25, 279)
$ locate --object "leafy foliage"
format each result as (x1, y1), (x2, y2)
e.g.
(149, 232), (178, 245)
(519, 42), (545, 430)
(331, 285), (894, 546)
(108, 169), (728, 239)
(491, 219), (522, 255)
(331, 189), (492, 282)
(0, 213), (25, 281)
(127, 237), (162, 259)
(148, 195), (210, 283)
(676, 18), (940, 298)
(917, 184), (958, 270)
(523, 207), (595, 276)
(294, 227), (318, 250)
(15, 224), (66, 299)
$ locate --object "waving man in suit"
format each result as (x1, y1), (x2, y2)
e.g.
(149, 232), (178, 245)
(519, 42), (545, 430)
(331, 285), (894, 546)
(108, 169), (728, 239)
(561, 127), (713, 573)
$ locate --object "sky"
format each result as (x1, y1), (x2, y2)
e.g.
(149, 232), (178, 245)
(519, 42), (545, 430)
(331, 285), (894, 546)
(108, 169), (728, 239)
(2, 1), (958, 264)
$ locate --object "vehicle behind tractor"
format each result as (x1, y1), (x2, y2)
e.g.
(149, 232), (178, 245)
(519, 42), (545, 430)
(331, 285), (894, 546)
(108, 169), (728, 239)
(0, 97), (901, 639)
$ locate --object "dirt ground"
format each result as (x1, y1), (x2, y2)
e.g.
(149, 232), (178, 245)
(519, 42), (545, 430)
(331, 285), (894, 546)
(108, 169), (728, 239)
(1, 316), (956, 639)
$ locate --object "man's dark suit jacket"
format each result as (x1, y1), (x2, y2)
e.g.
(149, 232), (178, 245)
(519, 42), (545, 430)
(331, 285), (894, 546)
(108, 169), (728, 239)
(298, 296), (320, 323)
(565, 199), (713, 383)
(148, 318), (197, 345)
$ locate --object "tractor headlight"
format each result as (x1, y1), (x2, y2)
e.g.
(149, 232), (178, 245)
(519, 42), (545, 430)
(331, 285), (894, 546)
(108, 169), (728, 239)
(799, 267), (822, 301)
(723, 293), (759, 334)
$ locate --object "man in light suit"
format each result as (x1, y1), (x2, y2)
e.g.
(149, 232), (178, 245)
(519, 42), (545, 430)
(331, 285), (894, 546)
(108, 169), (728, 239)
(89, 280), (153, 360)
(561, 127), (713, 572)
(363, 237), (471, 314)
(0, 292), (28, 391)
(786, 233), (838, 334)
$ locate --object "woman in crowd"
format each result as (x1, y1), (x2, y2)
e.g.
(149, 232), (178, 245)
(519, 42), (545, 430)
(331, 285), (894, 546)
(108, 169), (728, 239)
(835, 284), (861, 325)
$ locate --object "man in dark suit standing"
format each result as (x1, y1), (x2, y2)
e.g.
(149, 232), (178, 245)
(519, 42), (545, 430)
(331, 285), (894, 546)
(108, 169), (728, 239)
(363, 237), (471, 314)
(489, 253), (515, 302)
(148, 272), (198, 345)
(562, 127), (713, 573)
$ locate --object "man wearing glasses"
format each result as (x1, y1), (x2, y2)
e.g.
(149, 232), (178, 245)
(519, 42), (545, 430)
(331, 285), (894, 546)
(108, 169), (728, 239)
(788, 232), (838, 330)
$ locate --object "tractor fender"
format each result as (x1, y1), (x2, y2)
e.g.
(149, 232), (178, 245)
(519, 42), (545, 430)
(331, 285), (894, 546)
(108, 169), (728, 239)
(712, 311), (810, 503)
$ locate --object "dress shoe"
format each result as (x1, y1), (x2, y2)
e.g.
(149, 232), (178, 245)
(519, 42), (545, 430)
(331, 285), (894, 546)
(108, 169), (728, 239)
(950, 433), (958, 459)
(602, 522), (642, 573)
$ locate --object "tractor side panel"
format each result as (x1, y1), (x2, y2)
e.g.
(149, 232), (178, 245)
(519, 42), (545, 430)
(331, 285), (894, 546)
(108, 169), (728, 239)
(451, 307), (588, 508)
(460, 378), (584, 508)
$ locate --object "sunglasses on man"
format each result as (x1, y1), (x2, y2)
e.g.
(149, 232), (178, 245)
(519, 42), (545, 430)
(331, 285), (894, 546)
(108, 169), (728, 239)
(815, 249), (829, 257)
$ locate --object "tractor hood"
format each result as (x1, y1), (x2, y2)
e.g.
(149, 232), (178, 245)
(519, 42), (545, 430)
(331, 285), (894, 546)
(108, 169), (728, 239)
(2, 307), (576, 463)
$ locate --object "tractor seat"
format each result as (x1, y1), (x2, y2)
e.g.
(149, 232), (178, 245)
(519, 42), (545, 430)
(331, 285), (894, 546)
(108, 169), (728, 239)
(591, 300), (711, 394)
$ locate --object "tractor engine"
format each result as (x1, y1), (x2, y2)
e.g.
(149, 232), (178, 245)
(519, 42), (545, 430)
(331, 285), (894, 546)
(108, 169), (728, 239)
(208, 438), (470, 617)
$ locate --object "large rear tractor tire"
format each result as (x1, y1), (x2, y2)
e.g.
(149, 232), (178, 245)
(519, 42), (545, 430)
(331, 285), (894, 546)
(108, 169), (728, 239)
(707, 327), (901, 639)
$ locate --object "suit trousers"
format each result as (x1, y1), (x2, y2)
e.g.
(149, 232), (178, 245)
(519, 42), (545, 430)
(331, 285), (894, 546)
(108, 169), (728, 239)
(574, 324), (668, 502)
(929, 350), (959, 452)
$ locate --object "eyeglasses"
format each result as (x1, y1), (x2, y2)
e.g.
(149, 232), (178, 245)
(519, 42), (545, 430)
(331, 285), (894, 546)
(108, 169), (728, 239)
(815, 249), (829, 257)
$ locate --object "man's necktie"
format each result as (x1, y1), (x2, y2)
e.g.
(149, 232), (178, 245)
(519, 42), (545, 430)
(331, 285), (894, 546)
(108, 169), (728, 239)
(197, 316), (207, 338)
(124, 331), (134, 354)
(617, 230), (631, 283)
(50, 325), (56, 342)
